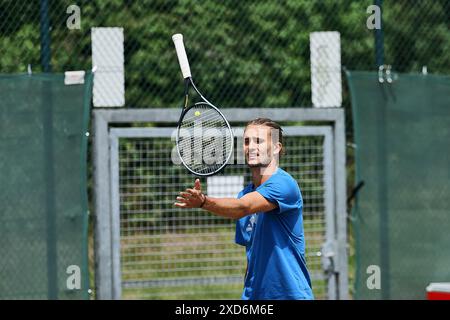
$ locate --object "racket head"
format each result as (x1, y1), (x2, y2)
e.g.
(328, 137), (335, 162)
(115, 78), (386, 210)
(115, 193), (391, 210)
(176, 102), (233, 176)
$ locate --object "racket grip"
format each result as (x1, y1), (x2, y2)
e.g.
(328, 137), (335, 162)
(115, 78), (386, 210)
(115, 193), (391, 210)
(172, 34), (192, 79)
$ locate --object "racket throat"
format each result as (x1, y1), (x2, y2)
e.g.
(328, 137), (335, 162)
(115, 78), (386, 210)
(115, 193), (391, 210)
(183, 78), (191, 109)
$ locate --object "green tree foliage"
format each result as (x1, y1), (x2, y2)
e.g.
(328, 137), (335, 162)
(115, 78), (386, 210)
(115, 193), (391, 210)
(383, 0), (450, 73)
(1, 0), (448, 109)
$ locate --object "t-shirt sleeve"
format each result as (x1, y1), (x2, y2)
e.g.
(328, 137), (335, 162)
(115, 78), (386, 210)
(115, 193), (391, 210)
(256, 176), (301, 214)
(235, 189), (249, 246)
(235, 216), (249, 246)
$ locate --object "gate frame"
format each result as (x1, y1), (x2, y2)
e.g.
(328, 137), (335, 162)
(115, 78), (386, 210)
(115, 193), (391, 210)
(110, 125), (333, 299)
(92, 108), (348, 300)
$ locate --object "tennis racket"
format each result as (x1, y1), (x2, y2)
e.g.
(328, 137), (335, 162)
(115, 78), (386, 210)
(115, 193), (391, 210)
(172, 33), (233, 176)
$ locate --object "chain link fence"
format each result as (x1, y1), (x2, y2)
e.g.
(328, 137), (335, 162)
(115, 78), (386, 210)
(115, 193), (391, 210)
(1, 1), (448, 111)
(1, 0), (449, 299)
(347, 72), (450, 299)
(0, 73), (92, 299)
(115, 131), (330, 299)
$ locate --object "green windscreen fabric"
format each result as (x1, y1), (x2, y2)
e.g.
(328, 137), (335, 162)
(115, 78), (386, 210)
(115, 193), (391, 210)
(347, 71), (450, 299)
(0, 73), (93, 299)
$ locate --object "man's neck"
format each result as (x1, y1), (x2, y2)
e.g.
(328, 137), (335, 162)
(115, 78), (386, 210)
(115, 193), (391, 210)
(251, 161), (278, 188)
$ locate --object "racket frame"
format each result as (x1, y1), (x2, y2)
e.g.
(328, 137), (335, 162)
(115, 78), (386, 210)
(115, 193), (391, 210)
(176, 77), (234, 176)
(172, 33), (234, 176)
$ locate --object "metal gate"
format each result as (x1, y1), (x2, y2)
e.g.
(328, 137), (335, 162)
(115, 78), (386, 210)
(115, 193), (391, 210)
(93, 108), (348, 300)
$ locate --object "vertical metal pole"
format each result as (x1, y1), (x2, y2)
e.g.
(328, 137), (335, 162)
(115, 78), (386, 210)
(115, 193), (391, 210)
(93, 111), (114, 299)
(374, 0), (384, 67)
(323, 128), (336, 299)
(40, 0), (52, 72)
(40, 0), (56, 299)
(375, 0), (390, 300)
(42, 77), (57, 300)
(378, 88), (390, 300)
(334, 110), (348, 299)
(110, 132), (122, 299)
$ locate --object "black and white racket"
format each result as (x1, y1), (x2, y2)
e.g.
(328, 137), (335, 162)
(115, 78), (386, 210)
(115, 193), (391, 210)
(172, 34), (233, 176)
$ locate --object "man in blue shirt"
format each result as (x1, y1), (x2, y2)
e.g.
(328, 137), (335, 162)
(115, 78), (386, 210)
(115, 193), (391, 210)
(174, 118), (313, 300)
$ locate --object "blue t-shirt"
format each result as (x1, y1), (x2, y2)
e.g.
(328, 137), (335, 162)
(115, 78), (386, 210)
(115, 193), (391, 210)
(235, 168), (314, 300)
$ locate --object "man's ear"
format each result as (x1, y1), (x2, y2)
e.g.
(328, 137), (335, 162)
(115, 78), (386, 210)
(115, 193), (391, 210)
(273, 142), (282, 155)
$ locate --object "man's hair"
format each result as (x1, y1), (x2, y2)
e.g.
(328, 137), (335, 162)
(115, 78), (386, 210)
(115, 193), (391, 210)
(245, 118), (284, 156)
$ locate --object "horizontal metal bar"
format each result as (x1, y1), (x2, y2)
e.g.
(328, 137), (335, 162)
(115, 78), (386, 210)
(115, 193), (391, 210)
(123, 265), (243, 275)
(123, 275), (244, 288)
(94, 108), (343, 124)
(122, 256), (245, 266)
(110, 126), (332, 139)
(122, 272), (327, 289)
(120, 232), (235, 240)
(121, 248), (244, 258)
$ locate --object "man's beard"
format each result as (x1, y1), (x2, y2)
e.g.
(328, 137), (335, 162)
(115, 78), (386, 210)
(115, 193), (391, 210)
(247, 162), (269, 168)
(246, 157), (271, 168)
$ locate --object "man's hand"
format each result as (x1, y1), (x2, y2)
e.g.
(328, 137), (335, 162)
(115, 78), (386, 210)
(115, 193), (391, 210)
(174, 179), (206, 209)
(174, 180), (277, 219)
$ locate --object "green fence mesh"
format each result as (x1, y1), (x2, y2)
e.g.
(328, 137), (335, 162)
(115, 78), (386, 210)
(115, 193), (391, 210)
(347, 71), (450, 299)
(0, 72), (93, 299)
(1, 1), (449, 112)
(1, 0), (449, 300)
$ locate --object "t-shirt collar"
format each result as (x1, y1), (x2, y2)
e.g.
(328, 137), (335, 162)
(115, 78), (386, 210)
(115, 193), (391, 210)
(250, 166), (280, 191)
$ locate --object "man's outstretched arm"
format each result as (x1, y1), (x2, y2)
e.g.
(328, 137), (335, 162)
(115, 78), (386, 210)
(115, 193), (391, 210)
(174, 179), (277, 219)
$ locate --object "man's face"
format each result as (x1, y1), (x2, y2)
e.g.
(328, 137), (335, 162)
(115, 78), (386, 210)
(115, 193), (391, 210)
(243, 125), (278, 168)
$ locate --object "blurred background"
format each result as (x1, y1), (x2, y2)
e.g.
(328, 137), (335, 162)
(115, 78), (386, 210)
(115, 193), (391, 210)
(0, 0), (449, 300)
(1, 1), (449, 110)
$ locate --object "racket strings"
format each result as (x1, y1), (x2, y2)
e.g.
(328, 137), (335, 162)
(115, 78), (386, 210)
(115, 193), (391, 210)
(179, 129), (231, 169)
(178, 105), (232, 175)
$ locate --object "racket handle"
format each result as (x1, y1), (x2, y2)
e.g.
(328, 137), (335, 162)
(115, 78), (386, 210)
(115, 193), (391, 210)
(172, 34), (192, 79)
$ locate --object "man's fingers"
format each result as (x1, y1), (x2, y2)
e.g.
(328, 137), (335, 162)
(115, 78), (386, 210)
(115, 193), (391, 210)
(176, 196), (189, 203)
(194, 179), (201, 191)
(185, 188), (197, 195)
(174, 202), (187, 207)
(176, 183), (203, 209)
(179, 192), (191, 198)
